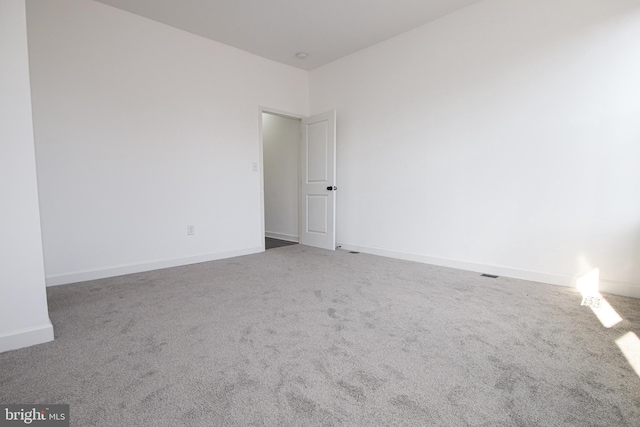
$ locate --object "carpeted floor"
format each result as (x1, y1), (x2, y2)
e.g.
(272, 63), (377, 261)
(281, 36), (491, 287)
(265, 237), (298, 250)
(1, 245), (640, 426)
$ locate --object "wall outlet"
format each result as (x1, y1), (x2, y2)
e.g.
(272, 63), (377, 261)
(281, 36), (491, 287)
(187, 225), (195, 235)
(252, 162), (258, 172)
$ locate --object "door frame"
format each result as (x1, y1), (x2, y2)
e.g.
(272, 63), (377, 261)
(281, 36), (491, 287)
(258, 106), (305, 252)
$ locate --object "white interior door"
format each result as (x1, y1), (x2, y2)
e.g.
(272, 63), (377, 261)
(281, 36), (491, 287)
(299, 110), (336, 250)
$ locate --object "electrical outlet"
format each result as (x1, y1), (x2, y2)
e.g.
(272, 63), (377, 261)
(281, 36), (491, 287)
(187, 225), (195, 235)
(252, 162), (258, 172)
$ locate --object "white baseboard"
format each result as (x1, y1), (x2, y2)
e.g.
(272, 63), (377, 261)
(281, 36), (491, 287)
(0, 321), (54, 353)
(265, 231), (299, 243)
(45, 247), (263, 287)
(597, 279), (640, 299)
(337, 243), (640, 299)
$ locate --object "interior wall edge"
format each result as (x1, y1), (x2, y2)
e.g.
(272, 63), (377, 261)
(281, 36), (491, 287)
(0, 322), (54, 354)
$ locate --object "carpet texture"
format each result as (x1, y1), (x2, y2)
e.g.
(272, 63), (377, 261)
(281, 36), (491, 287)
(1, 246), (640, 426)
(265, 237), (298, 250)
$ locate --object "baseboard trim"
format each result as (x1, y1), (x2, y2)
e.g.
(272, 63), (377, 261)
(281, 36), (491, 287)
(265, 231), (299, 243)
(0, 321), (54, 353)
(45, 247), (263, 287)
(337, 243), (640, 299)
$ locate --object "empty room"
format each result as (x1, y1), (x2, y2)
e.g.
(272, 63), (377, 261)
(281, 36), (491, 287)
(2, 0), (640, 425)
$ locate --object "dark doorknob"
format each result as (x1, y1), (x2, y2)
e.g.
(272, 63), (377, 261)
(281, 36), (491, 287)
(326, 186), (337, 191)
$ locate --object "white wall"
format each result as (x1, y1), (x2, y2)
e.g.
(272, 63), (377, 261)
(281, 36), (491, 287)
(26, 0), (308, 285)
(263, 113), (300, 242)
(0, 0), (54, 352)
(310, 0), (640, 297)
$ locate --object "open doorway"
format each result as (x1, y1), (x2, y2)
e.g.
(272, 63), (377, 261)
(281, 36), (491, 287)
(261, 111), (301, 250)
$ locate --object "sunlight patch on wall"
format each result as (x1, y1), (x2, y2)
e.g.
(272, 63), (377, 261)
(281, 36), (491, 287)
(577, 268), (600, 297)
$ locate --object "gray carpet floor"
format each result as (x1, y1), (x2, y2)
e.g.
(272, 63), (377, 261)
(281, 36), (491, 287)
(1, 245), (640, 426)
(265, 237), (298, 250)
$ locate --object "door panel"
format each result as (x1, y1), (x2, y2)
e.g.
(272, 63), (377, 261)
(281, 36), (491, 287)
(299, 111), (336, 250)
(306, 195), (328, 234)
(306, 121), (328, 182)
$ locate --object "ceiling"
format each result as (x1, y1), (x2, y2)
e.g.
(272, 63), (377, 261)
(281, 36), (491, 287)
(93, 0), (484, 70)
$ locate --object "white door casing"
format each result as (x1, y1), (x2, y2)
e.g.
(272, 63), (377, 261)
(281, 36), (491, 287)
(299, 110), (336, 250)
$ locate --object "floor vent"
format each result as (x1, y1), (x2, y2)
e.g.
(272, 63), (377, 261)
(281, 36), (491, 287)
(349, 251), (360, 254)
(581, 296), (602, 309)
(481, 274), (499, 278)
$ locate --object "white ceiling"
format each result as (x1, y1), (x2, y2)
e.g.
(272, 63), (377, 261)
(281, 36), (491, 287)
(93, 0), (484, 70)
